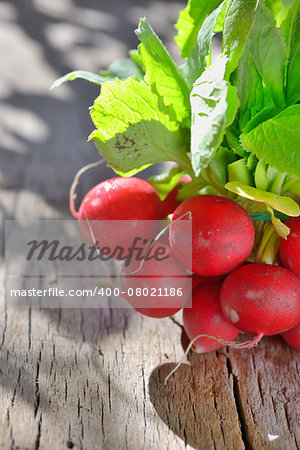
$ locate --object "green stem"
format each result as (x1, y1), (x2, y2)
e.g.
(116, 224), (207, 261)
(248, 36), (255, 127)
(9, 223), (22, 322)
(260, 232), (279, 265)
(281, 178), (295, 193)
(256, 222), (279, 265)
(247, 221), (265, 262)
(201, 168), (227, 196)
(270, 172), (286, 195)
(208, 167), (228, 196)
(255, 222), (274, 264)
(281, 177), (300, 195)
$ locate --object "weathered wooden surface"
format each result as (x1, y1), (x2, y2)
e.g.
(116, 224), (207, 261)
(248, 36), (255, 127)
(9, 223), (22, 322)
(149, 330), (300, 450)
(0, 1), (300, 449)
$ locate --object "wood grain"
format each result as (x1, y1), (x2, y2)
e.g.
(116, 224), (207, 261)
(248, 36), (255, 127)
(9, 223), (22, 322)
(1, 275), (299, 450)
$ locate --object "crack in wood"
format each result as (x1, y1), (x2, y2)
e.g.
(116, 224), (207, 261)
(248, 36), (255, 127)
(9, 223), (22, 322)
(9, 425), (15, 450)
(107, 372), (112, 414)
(28, 308), (32, 351)
(213, 392), (226, 448)
(101, 400), (105, 441)
(34, 415), (42, 450)
(11, 368), (21, 407)
(226, 356), (249, 450)
(283, 402), (299, 449)
(141, 366), (147, 446)
(34, 351), (42, 418)
(1, 304), (7, 347)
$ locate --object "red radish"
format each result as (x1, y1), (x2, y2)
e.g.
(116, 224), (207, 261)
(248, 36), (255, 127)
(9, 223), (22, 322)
(163, 176), (191, 216)
(70, 177), (164, 249)
(282, 321), (300, 352)
(220, 263), (300, 338)
(72, 177), (164, 221)
(121, 243), (191, 318)
(279, 216), (300, 277)
(183, 282), (239, 353)
(169, 195), (255, 276)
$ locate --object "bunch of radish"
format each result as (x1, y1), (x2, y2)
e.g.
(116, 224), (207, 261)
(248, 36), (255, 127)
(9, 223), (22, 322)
(55, 0), (300, 356)
(71, 175), (300, 353)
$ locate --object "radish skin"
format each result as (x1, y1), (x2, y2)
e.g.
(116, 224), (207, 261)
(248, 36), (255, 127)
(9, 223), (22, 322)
(183, 282), (240, 353)
(76, 177), (164, 222)
(170, 195), (255, 276)
(279, 216), (300, 277)
(282, 321), (300, 352)
(72, 177), (164, 249)
(220, 263), (300, 336)
(121, 243), (191, 318)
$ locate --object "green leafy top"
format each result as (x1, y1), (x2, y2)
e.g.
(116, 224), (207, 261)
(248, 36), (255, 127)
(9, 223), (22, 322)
(89, 78), (191, 176)
(282, 1), (300, 104)
(241, 105), (300, 178)
(53, 0), (300, 222)
(174, 0), (223, 58)
(222, 0), (259, 77)
(190, 55), (239, 175)
(136, 18), (190, 126)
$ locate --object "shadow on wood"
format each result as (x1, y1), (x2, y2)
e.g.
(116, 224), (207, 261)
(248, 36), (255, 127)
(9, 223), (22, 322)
(148, 356), (244, 450)
(149, 330), (300, 450)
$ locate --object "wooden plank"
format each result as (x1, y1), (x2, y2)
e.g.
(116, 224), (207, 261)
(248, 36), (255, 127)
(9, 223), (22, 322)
(2, 271), (299, 450)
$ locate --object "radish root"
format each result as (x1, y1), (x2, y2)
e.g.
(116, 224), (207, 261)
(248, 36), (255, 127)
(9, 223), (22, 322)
(164, 332), (264, 385)
(70, 159), (105, 218)
(84, 212), (117, 291)
(125, 210), (192, 276)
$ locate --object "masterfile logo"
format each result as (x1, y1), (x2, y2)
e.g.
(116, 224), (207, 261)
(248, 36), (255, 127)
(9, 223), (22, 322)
(5, 219), (192, 309)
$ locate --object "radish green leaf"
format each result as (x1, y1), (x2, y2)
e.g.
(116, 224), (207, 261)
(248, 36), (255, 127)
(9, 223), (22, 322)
(225, 181), (300, 216)
(248, 3), (286, 107)
(190, 56), (239, 176)
(89, 78), (191, 176)
(136, 18), (190, 126)
(222, 0), (258, 77)
(181, 1), (225, 88)
(174, 0), (223, 58)
(51, 71), (111, 89)
(241, 105), (300, 178)
(234, 41), (265, 131)
(282, 1), (300, 104)
(100, 58), (144, 81)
